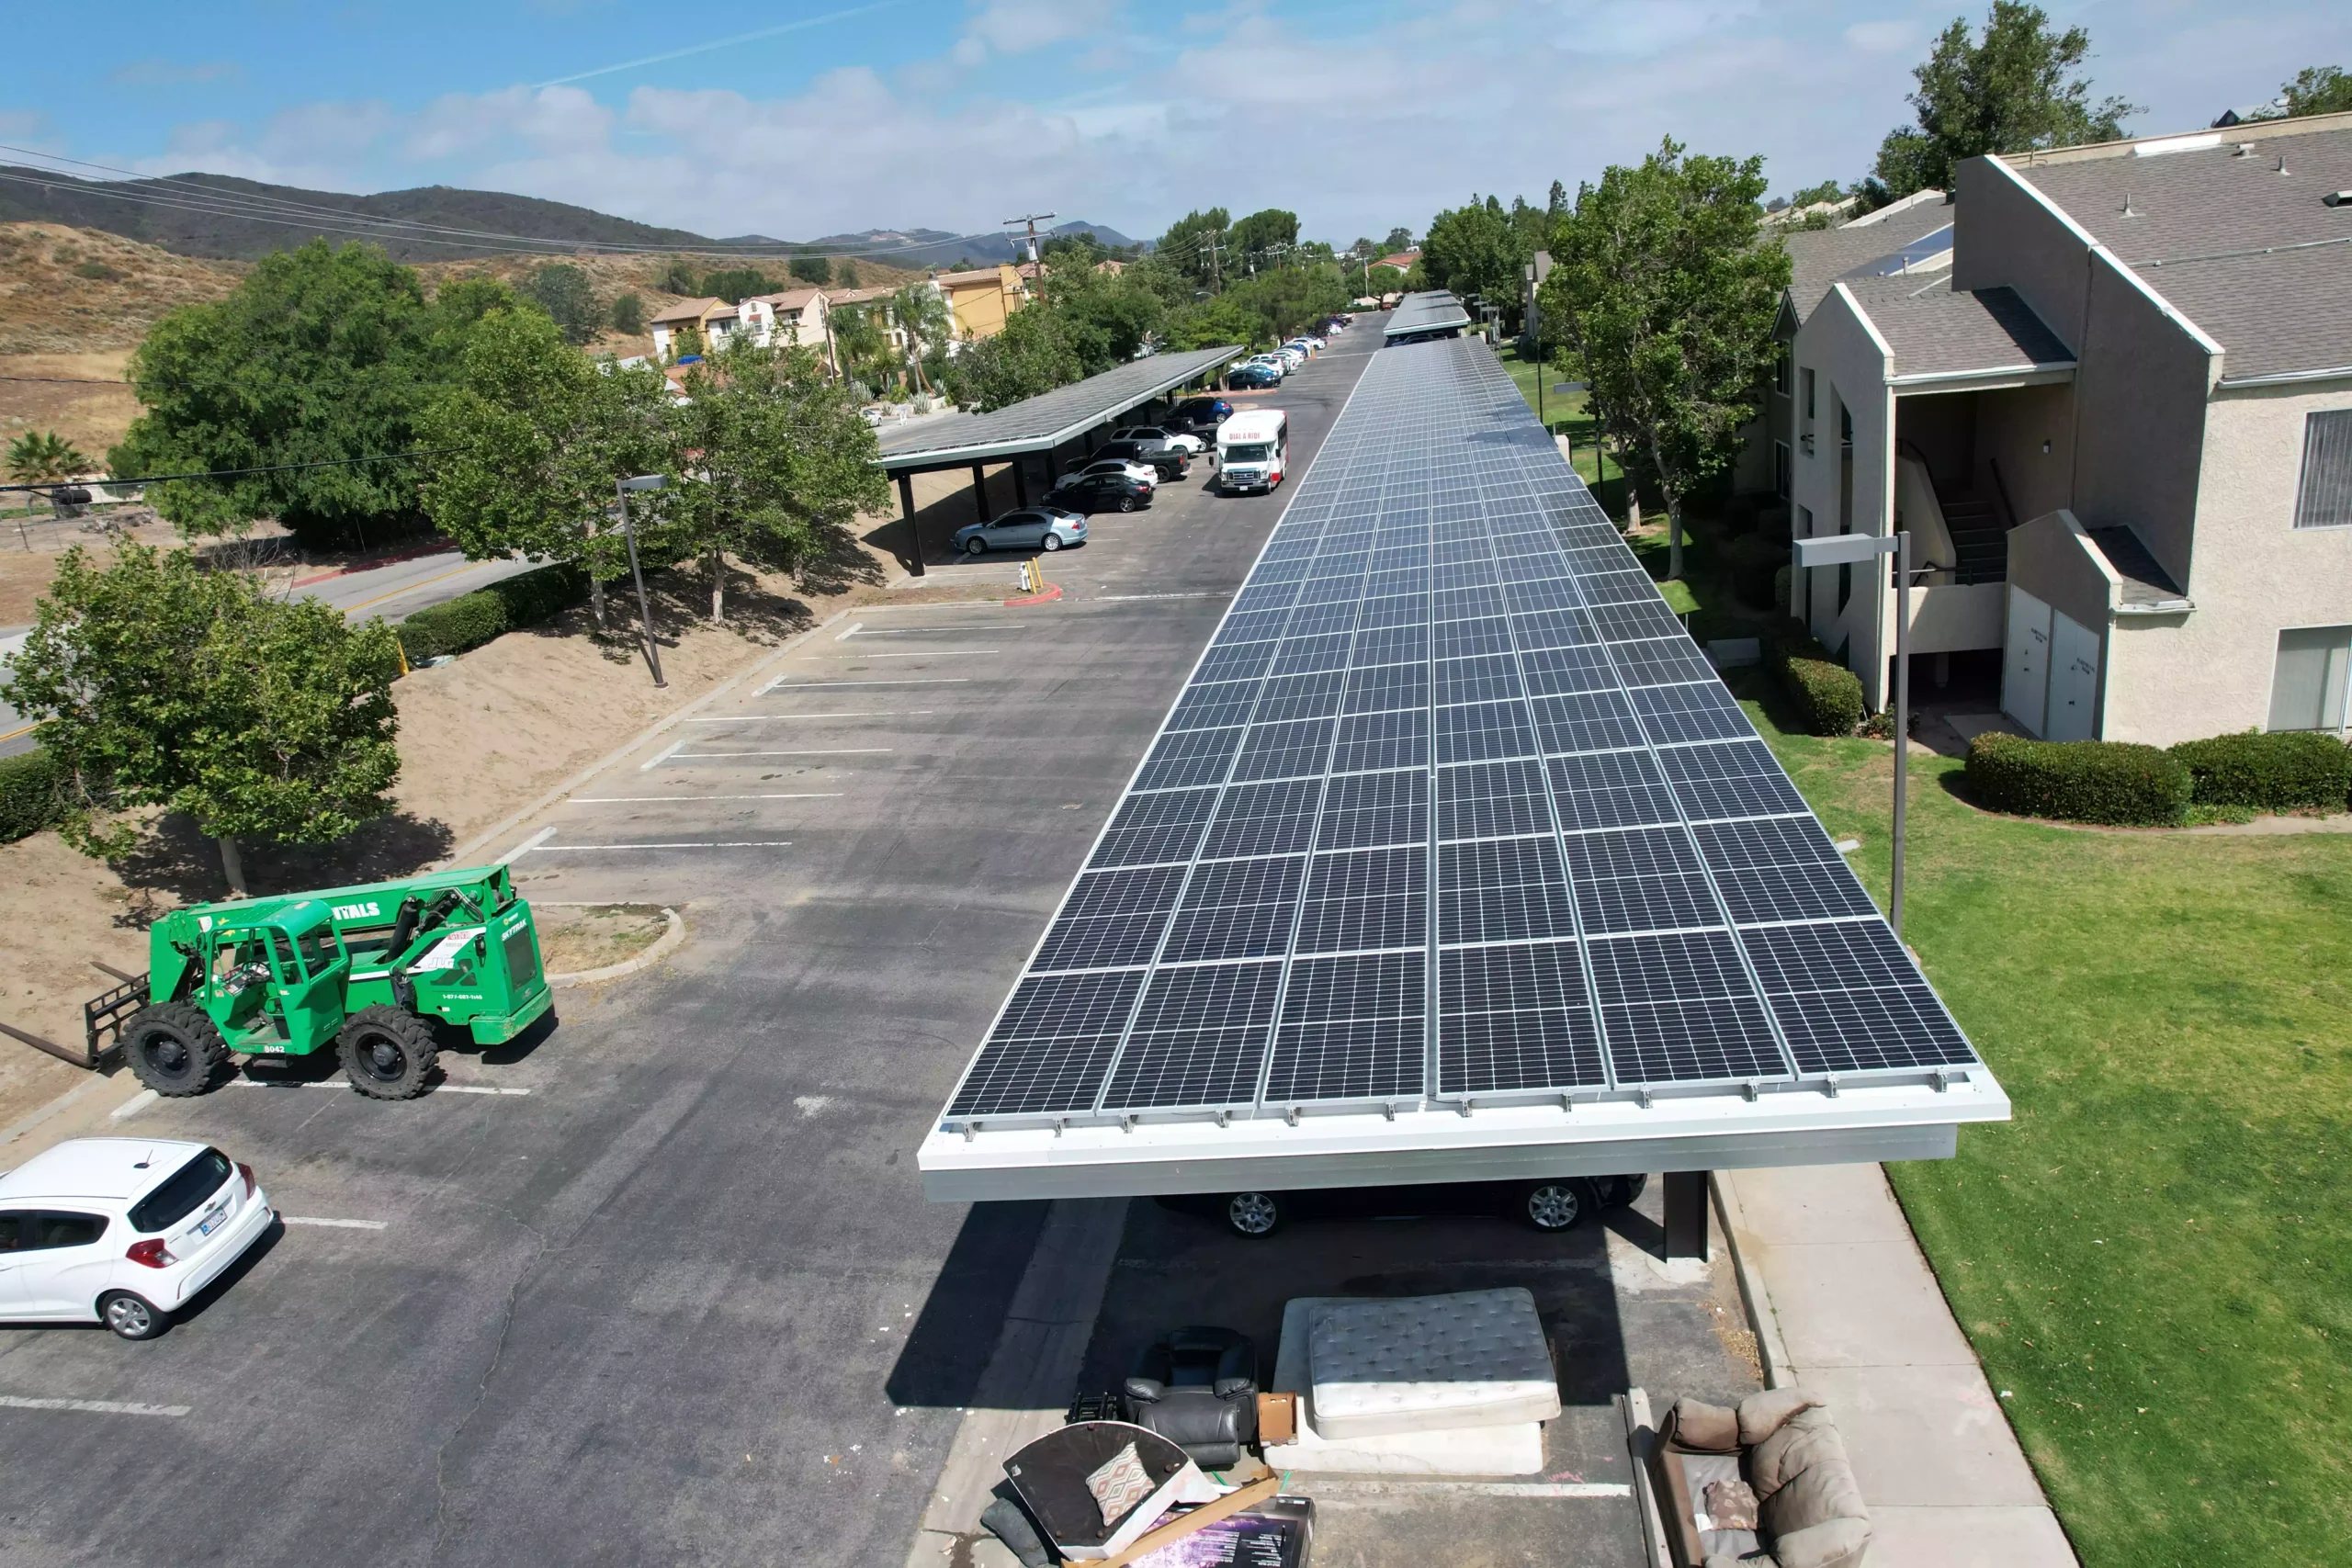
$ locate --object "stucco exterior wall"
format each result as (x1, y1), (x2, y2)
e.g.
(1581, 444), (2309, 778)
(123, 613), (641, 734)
(2101, 381), (2352, 744)
(1953, 157), (2092, 349)
(1791, 286), (1896, 706)
(1972, 380), (2075, 522)
(1895, 390), (1976, 493)
(2070, 249), (2215, 591)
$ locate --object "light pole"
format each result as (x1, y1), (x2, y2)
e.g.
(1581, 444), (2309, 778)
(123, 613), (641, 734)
(1792, 530), (1913, 935)
(616, 473), (668, 689)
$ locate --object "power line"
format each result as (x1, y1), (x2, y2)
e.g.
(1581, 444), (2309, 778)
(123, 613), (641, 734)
(0, 448), (450, 494)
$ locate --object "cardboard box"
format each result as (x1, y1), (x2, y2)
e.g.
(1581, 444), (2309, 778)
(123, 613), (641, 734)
(1256, 1392), (1297, 1446)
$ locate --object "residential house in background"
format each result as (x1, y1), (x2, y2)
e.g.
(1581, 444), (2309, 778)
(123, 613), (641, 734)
(648, 297), (729, 361)
(1373, 250), (1419, 276)
(739, 286), (832, 365)
(1785, 110), (2352, 746)
(932, 264), (1027, 343)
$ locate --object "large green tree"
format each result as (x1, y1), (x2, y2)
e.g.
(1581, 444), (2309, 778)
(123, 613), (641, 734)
(1869, 3), (2139, 201)
(665, 341), (888, 622)
(416, 305), (674, 628)
(2, 544), (401, 893)
(1542, 140), (1790, 579)
(892, 281), (955, 395)
(1037, 261), (1165, 374)
(1421, 194), (1549, 330)
(942, 305), (1083, 412)
(2264, 64), (2352, 118)
(524, 263), (603, 345)
(1156, 208), (1231, 290)
(7, 429), (94, 493)
(111, 241), (513, 549)
(1230, 209), (1301, 274)
(1160, 297), (1267, 353)
(788, 254), (831, 286)
(700, 265), (779, 303)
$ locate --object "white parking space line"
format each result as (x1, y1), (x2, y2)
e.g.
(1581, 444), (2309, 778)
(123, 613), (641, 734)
(525, 841), (791, 851)
(1096, 592), (1226, 601)
(813, 649), (997, 659)
(684, 710), (933, 722)
(639, 739), (687, 772)
(0, 1395), (191, 1418)
(572, 793), (844, 803)
(758, 677), (972, 693)
(280, 1215), (390, 1230)
(848, 626), (1022, 635)
(110, 1089), (158, 1122)
(496, 826), (556, 863)
(662, 749), (888, 763)
(835, 621), (864, 639)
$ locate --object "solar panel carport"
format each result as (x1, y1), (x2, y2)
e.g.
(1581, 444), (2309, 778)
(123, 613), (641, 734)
(875, 345), (1244, 572)
(1384, 290), (1472, 343)
(918, 335), (2007, 1215)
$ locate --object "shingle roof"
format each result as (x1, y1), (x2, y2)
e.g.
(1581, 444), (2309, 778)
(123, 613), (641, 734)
(1781, 197), (1956, 325)
(2015, 124), (2352, 380)
(2086, 525), (2192, 609)
(1840, 276), (2075, 379)
(747, 287), (823, 310)
(650, 296), (720, 325)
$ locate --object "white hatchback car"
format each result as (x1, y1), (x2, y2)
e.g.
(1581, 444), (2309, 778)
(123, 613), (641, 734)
(0, 1138), (275, 1339)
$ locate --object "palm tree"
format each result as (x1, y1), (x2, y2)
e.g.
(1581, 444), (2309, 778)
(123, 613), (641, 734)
(6, 429), (95, 519)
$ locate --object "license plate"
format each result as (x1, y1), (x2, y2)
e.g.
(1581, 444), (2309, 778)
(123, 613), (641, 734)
(197, 1202), (230, 1237)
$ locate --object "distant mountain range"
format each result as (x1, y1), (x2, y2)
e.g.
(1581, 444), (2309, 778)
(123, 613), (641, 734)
(0, 164), (1138, 268)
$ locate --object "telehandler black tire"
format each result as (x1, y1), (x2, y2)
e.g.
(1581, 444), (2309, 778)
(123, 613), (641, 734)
(337, 1006), (438, 1100)
(122, 1002), (233, 1097)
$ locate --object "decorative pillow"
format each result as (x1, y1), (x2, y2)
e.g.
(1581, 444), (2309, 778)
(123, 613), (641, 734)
(1702, 1477), (1761, 1531)
(1084, 1442), (1157, 1528)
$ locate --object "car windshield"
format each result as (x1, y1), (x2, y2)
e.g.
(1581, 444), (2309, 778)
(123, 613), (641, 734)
(1226, 442), (1272, 462)
(129, 1147), (233, 1233)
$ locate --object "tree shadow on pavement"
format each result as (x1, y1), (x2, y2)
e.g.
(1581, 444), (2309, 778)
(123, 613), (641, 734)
(109, 809), (457, 910)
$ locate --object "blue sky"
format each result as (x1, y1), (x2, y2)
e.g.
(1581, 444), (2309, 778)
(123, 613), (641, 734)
(6, 2), (2346, 248)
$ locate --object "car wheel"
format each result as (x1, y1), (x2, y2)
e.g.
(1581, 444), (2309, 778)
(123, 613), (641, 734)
(966, 537), (987, 556)
(1521, 1181), (1585, 1232)
(99, 1291), (167, 1341)
(1117, 496), (1136, 513)
(1224, 1191), (1281, 1238)
(1040, 533), (1062, 552)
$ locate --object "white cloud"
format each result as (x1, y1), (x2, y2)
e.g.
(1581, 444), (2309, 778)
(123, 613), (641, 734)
(962, 0), (1121, 57)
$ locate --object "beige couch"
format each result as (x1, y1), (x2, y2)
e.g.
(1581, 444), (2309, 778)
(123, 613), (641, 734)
(1649, 1388), (1871, 1568)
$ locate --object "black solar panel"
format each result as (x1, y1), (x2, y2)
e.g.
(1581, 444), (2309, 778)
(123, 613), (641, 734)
(937, 336), (1983, 1125)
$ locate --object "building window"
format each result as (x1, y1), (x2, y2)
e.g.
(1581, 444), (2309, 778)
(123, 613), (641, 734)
(2293, 409), (2352, 528)
(1773, 354), (1792, 397)
(1773, 441), (1791, 499)
(1802, 367), (1815, 422)
(2269, 626), (2351, 732)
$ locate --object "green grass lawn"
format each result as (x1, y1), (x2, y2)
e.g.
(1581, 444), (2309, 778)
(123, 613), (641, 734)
(1734, 672), (2352, 1565)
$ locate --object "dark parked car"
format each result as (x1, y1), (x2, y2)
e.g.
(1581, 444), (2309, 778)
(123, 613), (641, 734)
(1226, 363), (1279, 390)
(952, 505), (1088, 554)
(1165, 396), (1233, 436)
(1157, 1175), (1647, 1238)
(1048, 468), (1155, 514)
(1092, 437), (1187, 481)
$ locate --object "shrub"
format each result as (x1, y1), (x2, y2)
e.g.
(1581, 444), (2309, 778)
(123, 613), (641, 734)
(2168, 729), (2352, 811)
(394, 562), (588, 663)
(1724, 535), (1787, 610)
(1965, 732), (2192, 826)
(1779, 655), (1867, 736)
(0, 747), (64, 842)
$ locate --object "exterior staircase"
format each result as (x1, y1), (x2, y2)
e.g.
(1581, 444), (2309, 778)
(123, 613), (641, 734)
(1939, 495), (2007, 584)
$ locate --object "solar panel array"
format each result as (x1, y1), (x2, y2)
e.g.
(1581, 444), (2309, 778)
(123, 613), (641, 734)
(876, 346), (1241, 468)
(941, 337), (1980, 1128)
(1384, 291), (1471, 340)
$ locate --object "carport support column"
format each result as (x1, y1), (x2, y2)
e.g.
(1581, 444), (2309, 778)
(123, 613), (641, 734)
(971, 463), (989, 524)
(1012, 455), (1029, 509)
(1664, 1170), (1712, 1261)
(898, 470), (922, 578)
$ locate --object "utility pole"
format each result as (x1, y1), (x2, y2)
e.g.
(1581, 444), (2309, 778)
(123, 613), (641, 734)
(1201, 231), (1227, 294)
(1001, 211), (1057, 269)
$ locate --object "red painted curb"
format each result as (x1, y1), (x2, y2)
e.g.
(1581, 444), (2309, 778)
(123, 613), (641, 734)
(291, 543), (460, 588)
(1002, 583), (1064, 607)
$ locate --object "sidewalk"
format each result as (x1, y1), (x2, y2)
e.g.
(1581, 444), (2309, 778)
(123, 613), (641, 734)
(1715, 1165), (2077, 1568)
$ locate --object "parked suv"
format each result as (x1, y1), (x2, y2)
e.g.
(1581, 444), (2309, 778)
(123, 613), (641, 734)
(1164, 397), (1233, 437)
(1064, 457), (1158, 489)
(0, 1138), (276, 1339)
(1091, 437), (1188, 481)
(1107, 423), (1205, 457)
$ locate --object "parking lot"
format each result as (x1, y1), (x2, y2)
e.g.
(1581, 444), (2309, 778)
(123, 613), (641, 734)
(0, 320), (1759, 1567)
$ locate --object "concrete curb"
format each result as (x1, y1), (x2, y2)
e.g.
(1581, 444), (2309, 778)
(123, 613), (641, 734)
(544, 906), (685, 987)
(1710, 1170), (1793, 1390)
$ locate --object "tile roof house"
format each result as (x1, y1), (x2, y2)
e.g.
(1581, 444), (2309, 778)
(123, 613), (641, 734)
(930, 264), (1027, 344)
(1783, 110), (2352, 746)
(648, 297), (728, 362)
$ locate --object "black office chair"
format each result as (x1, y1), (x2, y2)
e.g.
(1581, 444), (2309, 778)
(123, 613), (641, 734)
(1122, 1325), (1260, 1468)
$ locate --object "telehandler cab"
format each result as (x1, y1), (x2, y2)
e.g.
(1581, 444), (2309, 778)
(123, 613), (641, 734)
(97, 865), (552, 1100)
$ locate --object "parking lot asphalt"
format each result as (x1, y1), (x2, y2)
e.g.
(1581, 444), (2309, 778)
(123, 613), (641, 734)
(0, 326), (1385, 1566)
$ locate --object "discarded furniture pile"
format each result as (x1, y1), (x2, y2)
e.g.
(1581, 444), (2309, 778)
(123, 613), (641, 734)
(1647, 1388), (1872, 1568)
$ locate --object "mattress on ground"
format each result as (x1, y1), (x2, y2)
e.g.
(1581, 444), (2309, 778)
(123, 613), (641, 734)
(1261, 1297), (1546, 1476)
(1306, 1288), (1562, 1440)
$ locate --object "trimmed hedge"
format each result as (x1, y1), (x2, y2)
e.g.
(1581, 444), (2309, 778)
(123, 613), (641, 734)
(2168, 730), (2352, 811)
(1780, 656), (1868, 736)
(1965, 732), (2192, 826)
(0, 747), (64, 843)
(395, 562), (590, 663)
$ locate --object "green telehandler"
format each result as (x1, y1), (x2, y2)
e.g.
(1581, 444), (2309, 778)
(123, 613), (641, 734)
(95, 865), (553, 1100)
